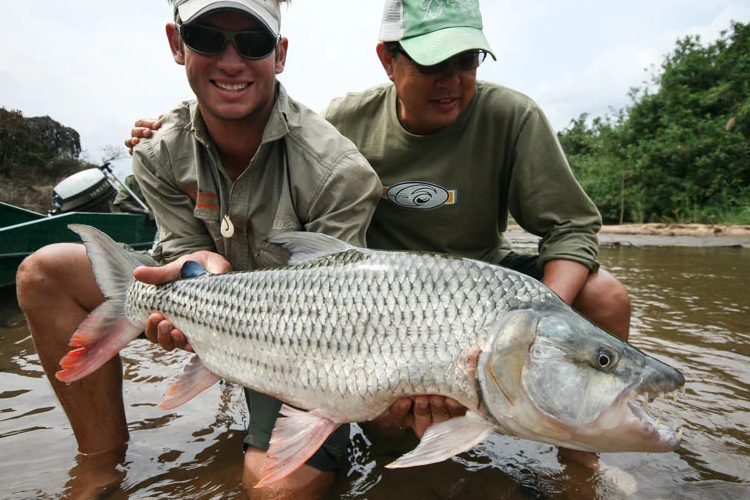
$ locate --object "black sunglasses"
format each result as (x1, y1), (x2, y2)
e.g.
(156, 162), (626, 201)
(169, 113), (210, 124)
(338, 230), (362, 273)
(178, 24), (279, 59)
(396, 48), (487, 75)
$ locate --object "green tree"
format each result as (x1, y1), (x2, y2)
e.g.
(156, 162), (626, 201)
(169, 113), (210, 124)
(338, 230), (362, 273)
(560, 20), (750, 224)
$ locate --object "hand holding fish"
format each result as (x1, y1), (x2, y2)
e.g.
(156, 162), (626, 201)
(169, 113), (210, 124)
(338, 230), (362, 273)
(368, 395), (467, 438)
(134, 251), (232, 353)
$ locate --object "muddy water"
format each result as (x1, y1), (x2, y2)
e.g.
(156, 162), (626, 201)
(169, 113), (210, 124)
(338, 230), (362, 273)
(1, 244), (749, 500)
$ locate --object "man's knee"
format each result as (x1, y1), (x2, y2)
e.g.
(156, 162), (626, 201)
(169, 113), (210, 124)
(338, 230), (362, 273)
(574, 269), (631, 340)
(16, 243), (102, 314)
(16, 247), (58, 309)
(580, 270), (630, 312)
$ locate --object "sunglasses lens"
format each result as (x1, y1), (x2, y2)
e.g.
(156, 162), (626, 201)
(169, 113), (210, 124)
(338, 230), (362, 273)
(181, 25), (225, 54)
(180, 25), (277, 59)
(456, 52), (479, 71)
(235, 32), (277, 58)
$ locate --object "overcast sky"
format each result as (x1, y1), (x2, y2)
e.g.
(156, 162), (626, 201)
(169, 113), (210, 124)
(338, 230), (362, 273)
(1, 1), (748, 175)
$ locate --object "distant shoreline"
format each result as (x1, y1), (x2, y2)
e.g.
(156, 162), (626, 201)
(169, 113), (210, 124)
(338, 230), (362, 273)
(507, 223), (750, 248)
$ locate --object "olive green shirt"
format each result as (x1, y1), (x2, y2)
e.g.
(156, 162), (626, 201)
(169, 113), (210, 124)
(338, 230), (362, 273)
(132, 83), (381, 270)
(323, 81), (602, 272)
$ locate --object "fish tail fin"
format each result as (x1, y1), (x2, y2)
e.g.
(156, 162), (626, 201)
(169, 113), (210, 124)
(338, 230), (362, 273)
(56, 224), (145, 383)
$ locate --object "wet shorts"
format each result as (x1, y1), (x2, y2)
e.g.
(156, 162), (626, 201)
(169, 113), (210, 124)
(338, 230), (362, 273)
(499, 251), (544, 281)
(243, 389), (350, 472)
(242, 251), (543, 472)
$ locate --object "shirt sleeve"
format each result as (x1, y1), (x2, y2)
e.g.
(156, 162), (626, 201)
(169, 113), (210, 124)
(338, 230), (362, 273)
(132, 138), (216, 264)
(508, 107), (602, 272)
(302, 150), (382, 247)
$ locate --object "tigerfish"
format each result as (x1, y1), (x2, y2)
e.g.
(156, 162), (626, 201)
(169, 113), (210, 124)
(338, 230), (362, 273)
(58, 224), (686, 487)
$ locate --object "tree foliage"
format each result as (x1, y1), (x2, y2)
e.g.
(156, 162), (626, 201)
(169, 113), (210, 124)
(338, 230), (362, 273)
(559, 21), (750, 224)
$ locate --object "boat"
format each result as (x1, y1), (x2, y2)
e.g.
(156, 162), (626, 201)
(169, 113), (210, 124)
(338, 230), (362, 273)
(0, 164), (157, 288)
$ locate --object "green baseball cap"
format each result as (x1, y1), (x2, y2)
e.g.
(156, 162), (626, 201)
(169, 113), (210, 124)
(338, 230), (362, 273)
(379, 0), (496, 66)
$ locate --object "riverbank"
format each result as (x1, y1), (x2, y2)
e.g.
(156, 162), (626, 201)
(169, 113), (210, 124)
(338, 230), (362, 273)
(507, 223), (750, 249)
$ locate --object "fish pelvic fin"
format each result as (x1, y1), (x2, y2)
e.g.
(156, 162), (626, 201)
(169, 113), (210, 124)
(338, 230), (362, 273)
(256, 405), (340, 488)
(266, 231), (359, 265)
(386, 411), (495, 469)
(158, 355), (221, 410)
(56, 225), (146, 383)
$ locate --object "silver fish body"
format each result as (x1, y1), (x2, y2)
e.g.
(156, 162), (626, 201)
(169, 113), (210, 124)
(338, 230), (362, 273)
(127, 246), (558, 422)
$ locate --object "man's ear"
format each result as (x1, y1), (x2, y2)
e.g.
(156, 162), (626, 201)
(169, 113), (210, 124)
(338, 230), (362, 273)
(376, 42), (395, 82)
(275, 37), (289, 74)
(167, 23), (185, 65)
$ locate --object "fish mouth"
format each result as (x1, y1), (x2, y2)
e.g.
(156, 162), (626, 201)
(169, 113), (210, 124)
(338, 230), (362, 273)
(596, 383), (686, 451)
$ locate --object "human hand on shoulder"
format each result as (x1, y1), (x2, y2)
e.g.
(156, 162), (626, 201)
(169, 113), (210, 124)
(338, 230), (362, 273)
(134, 251), (232, 352)
(125, 115), (164, 155)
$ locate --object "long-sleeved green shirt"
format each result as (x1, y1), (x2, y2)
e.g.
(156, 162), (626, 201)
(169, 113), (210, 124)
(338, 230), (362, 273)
(323, 81), (602, 272)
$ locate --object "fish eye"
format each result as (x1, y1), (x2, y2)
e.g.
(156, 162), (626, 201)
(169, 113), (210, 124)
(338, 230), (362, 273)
(596, 348), (615, 368)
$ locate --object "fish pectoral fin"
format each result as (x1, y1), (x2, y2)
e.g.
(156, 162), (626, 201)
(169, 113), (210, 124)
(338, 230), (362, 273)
(256, 405), (340, 488)
(158, 355), (221, 410)
(385, 411), (494, 469)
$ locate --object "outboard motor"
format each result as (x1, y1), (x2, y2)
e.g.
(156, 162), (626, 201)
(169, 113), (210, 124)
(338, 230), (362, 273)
(49, 168), (117, 215)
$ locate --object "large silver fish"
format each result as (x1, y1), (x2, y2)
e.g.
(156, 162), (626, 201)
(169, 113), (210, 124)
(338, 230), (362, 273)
(58, 224), (685, 487)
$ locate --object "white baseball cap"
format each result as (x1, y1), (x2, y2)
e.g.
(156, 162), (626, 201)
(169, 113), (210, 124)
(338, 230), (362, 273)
(174, 0), (281, 37)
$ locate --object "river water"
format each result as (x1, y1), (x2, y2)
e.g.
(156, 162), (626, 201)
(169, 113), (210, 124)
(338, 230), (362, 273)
(1, 241), (749, 499)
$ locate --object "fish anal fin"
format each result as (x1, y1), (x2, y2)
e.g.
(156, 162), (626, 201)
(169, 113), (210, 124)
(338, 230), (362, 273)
(386, 411), (494, 469)
(256, 405), (340, 488)
(158, 355), (221, 410)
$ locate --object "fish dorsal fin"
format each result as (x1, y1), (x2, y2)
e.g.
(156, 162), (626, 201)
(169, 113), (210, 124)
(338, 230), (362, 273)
(181, 260), (209, 279)
(266, 231), (357, 265)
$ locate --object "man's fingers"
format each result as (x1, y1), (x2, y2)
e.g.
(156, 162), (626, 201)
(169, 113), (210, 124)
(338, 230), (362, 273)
(390, 397), (412, 418)
(413, 395), (432, 438)
(445, 397), (467, 418)
(157, 321), (176, 351)
(429, 395), (451, 424)
(145, 314), (162, 344)
(133, 261), (183, 286)
(133, 118), (162, 130)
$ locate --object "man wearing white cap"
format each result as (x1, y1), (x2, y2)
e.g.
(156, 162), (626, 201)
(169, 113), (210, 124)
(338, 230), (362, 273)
(17, 0), (380, 497)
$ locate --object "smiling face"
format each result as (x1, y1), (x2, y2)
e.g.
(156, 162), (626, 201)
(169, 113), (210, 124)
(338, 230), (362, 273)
(167, 10), (287, 127)
(376, 42), (477, 135)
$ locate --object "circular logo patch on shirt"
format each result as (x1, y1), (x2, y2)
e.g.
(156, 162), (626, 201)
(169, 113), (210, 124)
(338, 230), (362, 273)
(383, 181), (456, 210)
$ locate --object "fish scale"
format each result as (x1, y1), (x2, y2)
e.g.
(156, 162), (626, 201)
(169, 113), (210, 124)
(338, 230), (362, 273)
(125, 250), (554, 421)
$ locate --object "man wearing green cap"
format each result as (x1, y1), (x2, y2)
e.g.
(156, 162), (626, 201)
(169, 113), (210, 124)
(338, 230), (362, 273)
(322, 0), (631, 453)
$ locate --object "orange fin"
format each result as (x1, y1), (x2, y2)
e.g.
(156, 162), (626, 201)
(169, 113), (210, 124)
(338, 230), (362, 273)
(56, 305), (142, 383)
(255, 405), (340, 488)
(158, 355), (221, 410)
